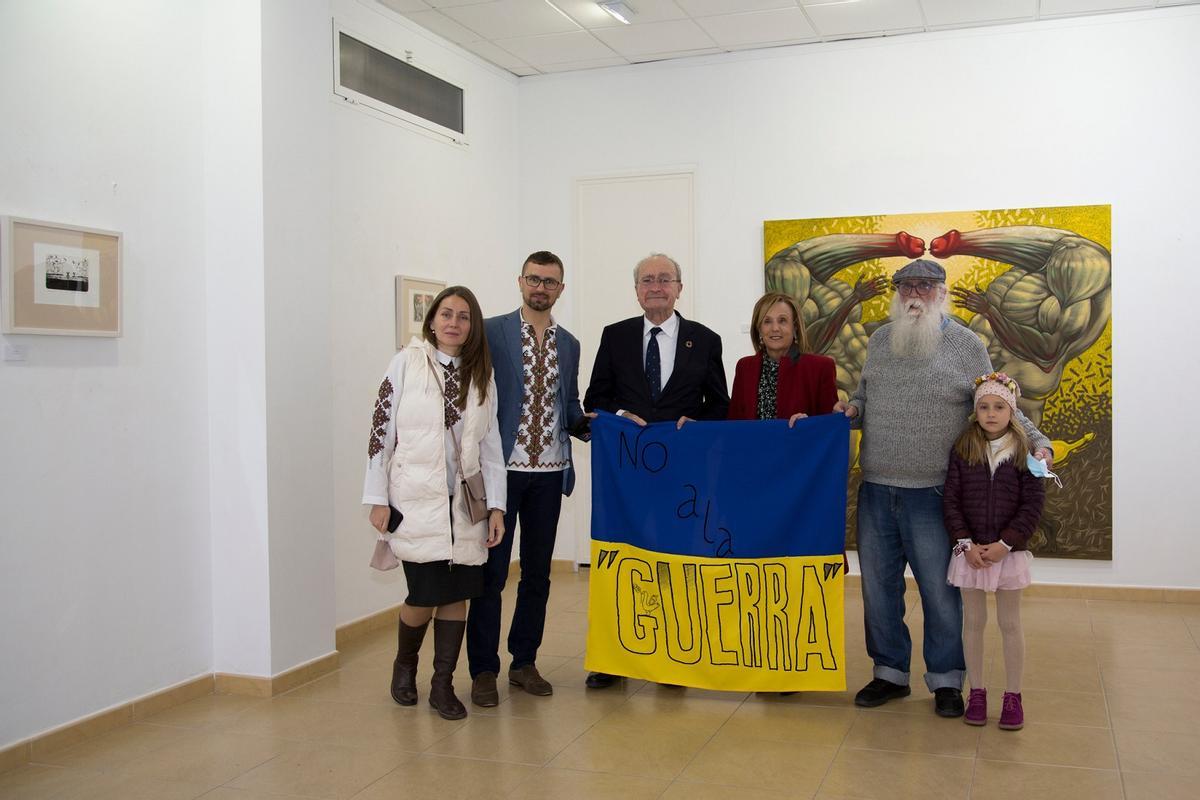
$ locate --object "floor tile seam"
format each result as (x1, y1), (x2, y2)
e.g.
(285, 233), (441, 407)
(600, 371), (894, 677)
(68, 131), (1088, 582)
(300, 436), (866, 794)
(1099, 662), (1200, 675)
(413, 747), (548, 768)
(810, 704), (861, 797)
(217, 756), (331, 800)
(37, 730), (207, 774)
(469, 690), (616, 768)
(836, 745), (976, 761)
(1187, 619), (1200, 649)
(204, 744), (300, 797)
(209, 729), (358, 749)
(527, 763), (675, 785)
(971, 757), (1123, 773)
(266, 694), (424, 709)
(968, 686), (1108, 697)
(660, 775), (820, 799)
(868, 700), (1108, 724)
(496, 764), (567, 800)
(662, 691), (748, 784)
(966, 734), (983, 799)
(17, 760), (107, 775)
(964, 753), (1121, 771)
(1095, 659), (1131, 800)
(973, 719), (1116, 731)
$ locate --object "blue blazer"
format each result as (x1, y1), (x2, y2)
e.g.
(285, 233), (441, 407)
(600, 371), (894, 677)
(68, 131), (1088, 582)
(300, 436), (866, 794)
(485, 309), (586, 496)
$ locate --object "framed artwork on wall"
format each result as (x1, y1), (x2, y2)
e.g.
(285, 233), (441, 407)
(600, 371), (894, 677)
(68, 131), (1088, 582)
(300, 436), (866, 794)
(1, 217), (122, 336)
(395, 275), (444, 349)
(764, 204), (1112, 559)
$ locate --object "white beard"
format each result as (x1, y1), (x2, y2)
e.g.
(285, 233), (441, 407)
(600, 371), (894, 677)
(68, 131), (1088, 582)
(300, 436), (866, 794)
(888, 293), (944, 358)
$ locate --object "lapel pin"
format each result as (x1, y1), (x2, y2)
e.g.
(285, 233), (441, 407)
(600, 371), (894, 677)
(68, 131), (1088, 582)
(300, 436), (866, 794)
(685, 340), (693, 348)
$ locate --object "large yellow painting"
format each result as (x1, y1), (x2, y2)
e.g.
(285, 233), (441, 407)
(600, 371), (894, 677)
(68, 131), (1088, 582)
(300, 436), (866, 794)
(764, 205), (1112, 559)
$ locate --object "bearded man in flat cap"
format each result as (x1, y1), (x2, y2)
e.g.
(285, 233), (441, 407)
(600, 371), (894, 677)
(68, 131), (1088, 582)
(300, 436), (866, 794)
(835, 259), (1053, 717)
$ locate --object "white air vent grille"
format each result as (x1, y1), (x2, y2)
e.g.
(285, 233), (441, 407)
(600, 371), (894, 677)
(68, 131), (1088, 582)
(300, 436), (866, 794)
(334, 27), (465, 143)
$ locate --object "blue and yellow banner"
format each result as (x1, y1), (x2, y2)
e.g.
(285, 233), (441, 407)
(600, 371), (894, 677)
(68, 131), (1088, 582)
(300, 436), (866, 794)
(585, 412), (850, 691)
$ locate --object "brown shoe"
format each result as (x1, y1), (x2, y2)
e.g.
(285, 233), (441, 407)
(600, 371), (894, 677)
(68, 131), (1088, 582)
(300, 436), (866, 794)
(471, 671), (499, 707)
(509, 664), (553, 696)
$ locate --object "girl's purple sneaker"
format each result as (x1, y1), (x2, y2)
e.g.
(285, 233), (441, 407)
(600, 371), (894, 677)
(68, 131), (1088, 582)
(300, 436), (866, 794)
(964, 688), (987, 726)
(999, 692), (1024, 730)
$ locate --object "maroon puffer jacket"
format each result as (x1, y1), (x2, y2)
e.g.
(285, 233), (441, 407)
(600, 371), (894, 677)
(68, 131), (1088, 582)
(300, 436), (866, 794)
(942, 451), (1045, 550)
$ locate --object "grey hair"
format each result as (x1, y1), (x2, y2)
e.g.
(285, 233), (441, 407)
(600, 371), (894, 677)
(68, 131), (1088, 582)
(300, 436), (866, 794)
(633, 253), (682, 283)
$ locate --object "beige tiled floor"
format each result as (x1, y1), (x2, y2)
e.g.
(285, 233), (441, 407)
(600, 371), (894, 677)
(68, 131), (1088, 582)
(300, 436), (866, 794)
(5, 572), (1200, 799)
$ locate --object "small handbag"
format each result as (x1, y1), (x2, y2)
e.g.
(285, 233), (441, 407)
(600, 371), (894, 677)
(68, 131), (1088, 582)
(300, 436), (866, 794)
(370, 535), (399, 571)
(460, 469), (488, 524)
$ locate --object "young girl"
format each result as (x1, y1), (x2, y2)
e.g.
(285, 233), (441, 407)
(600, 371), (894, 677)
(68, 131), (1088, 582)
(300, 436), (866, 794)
(944, 373), (1046, 730)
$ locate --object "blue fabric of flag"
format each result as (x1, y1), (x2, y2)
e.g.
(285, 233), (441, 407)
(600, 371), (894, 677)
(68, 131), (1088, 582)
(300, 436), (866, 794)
(590, 411), (850, 559)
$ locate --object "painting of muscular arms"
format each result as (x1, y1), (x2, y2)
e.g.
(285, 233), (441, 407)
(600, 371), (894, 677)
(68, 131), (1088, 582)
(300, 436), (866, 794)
(764, 205), (1112, 559)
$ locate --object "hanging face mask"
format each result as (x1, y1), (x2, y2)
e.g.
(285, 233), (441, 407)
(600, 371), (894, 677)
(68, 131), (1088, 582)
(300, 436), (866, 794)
(1026, 454), (1063, 488)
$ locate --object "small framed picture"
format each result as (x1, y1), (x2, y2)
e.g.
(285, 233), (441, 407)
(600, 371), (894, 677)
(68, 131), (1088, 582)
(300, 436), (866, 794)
(1, 217), (122, 336)
(395, 275), (444, 349)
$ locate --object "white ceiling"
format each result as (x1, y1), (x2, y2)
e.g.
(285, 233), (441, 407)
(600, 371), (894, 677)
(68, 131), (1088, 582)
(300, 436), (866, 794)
(377, 0), (1199, 76)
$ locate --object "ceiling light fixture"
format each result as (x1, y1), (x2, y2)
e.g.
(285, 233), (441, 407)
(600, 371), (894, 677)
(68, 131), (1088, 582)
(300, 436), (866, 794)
(597, 1), (635, 25)
(804, 0), (860, 8)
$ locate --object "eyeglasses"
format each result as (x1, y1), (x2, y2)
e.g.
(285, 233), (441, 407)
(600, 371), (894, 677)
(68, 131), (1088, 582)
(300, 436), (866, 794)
(522, 275), (561, 290)
(638, 275), (681, 287)
(893, 280), (938, 296)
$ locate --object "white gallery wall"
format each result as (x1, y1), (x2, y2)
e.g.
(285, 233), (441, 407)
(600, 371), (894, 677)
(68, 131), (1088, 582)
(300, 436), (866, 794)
(328, 0), (522, 625)
(261, 0), (337, 678)
(0, 1), (214, 745)
(517, 7), (1200, 588)
(2, 0), (1198, 755)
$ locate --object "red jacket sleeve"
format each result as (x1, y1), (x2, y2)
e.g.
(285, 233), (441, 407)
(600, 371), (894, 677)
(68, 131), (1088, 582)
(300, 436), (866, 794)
(942, 452), (971, 543)
(727, 357), (755, 420)
(814, 355), (837, 415)
(1000, 464), (1046, 549)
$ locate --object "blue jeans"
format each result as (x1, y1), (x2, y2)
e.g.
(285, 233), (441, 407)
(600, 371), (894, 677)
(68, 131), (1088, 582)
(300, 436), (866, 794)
(466, 470), (563, 677)
(856, 481), (965, 692)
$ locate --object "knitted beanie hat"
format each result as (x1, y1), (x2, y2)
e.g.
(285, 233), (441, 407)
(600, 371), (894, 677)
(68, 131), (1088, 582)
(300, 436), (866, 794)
(974, 371), (1021, 413)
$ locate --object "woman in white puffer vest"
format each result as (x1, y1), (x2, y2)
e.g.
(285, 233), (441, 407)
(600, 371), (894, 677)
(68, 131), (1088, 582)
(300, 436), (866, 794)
(363, 286), (507, 720)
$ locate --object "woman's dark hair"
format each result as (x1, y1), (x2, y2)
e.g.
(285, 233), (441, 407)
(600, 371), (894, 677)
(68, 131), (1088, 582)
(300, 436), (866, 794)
(422, 285), (492, 408)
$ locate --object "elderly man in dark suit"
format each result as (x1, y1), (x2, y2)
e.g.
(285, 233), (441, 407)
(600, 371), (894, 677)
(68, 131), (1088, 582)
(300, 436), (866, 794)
(582, 252), (730, 689)
(466, 250), (587, 707)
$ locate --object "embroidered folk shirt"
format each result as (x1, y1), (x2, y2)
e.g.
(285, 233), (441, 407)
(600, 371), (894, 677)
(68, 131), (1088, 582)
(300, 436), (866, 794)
(507, 319), (566, 471)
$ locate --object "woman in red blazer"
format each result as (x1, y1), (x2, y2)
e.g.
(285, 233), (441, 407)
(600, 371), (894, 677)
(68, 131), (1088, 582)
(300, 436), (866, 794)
(727, 292), (838, 422)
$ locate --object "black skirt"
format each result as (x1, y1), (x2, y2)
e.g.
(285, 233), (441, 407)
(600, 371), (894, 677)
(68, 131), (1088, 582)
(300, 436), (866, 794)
(401, 560), (483, 607)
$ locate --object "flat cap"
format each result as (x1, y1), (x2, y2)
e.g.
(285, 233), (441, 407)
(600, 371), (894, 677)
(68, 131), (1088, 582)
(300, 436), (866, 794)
(892, 259), (946, 283)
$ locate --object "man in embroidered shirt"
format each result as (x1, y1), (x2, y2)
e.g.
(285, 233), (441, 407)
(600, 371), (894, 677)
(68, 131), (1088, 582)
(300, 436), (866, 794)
(466, 251), (586, 706)
(835, 258), (1053, 718)
(582, 252), (730, 689)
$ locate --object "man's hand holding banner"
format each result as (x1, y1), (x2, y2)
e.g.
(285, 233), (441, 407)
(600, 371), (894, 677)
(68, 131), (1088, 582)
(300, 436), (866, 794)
(586, 412), (850, 692)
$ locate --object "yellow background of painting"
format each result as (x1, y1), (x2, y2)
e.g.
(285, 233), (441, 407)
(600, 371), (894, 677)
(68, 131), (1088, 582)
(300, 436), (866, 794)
(763, 205), (1112, 429)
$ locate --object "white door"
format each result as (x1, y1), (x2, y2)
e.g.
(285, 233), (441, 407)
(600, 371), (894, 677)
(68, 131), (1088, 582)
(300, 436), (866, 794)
(564, 169), (696, 565)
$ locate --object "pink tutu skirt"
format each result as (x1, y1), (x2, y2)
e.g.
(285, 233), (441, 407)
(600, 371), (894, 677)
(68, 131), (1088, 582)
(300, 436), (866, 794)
(947, 549), (1032, 592)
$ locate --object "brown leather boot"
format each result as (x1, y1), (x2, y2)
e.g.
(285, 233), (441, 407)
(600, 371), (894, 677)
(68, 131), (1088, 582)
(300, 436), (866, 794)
(390, 618), (429, 706)
(429, 619), (468, 720)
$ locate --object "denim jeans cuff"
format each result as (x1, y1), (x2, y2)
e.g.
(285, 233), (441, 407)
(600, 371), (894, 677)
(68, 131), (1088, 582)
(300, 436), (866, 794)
(873, 665), (910, 686)
(924, 669), (965, 692)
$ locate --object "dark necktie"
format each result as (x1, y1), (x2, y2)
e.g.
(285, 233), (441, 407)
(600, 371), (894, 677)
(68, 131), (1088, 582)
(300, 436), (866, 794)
(646, 327), (663, 403)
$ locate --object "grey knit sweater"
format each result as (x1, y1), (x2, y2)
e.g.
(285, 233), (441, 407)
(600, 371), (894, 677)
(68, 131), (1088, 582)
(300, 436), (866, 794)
(849, 319), (1050, 489)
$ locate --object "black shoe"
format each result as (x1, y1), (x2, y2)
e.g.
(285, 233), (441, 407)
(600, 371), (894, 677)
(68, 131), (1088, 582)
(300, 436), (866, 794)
(854, 678), (911, 707)
(934, 688), (965, 718)
(585, 671), (617, 689)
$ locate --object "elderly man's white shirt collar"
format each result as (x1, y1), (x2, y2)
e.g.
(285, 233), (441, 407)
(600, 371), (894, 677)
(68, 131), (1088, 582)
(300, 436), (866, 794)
(643, 312), (679, 339)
